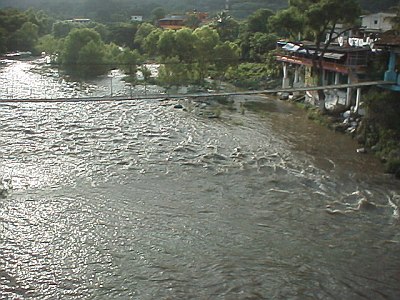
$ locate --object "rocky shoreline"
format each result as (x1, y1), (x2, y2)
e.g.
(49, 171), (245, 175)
(287, 96), (400, 179)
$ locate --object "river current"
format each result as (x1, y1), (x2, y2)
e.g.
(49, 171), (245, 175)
(1, 59), (400, 299)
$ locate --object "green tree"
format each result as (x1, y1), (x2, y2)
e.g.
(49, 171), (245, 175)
(214, 41), (239, 80)
(0, 8), (28, 52)
(157, 29), (176, 59)
(117, 48), (141, 75)
(25, 9), (53, 35)
(151, 7), (166, 22)
(108, 23), (138, 48)
(249, 32), (277, 61)
(174, 28), (196, 62)
(213, 11), (240, 41)
(35, 34), (61, 54)
(10, 21), (39, 51)
(143, 28), (162, 56)
(140, 65), (152, 94)
(90, 23), (110, 42)
(193, 26), (220, 82)
(106, 42), (123, 69)
(158, 56), (194, 89)
(269, 7), (305, 40)
(0, 28), (6, 53)
(60, 28), (109, 77)
(77, 40), (108, 77)
(184, 14), (201, 29)
(52, 21), (78, 39)
(388, 4), (400, 32)
(247, 8), (274, 33)
(134, 22), (157, 50)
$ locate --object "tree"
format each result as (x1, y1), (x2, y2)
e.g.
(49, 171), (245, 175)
(269, 7), (305, 40)
(388, 4), (400, 32)
(134, 23), (157, 50)
(174, 28), (196, 62)
(77, 40), (108, 77)
(157, 29), (176, 59)
(214, 41), (239, 81)
(158, 56), (194, 90)
(25, 9), (53, 36)
(117, 48), (141, 76)
(143, 28), (162, 56)
(140, 65), (152, 94)
(247, 8), (274, 33)
(52, 21), (78, 39)
(249, 32), (278, 61)
(35, 34), (61, 54)
(0, 28), (6, 53)
(108, 23), (138, 48)
(151, 7), (166, 22)
(10, 21), (39, 51)
(184, 14), (201, 29)
(60, 28), (109, 77)
(213, 11), (240, 41)
(193, 26), (220, 82)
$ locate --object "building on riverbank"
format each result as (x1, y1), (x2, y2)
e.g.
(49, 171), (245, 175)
(275, 12), (400, 110)
(275, 41), (370, 109)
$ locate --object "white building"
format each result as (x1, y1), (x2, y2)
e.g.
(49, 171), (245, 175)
(67, 18), (91, 24)
(361, 13), (396, 32)
(131, 16), (143, 22)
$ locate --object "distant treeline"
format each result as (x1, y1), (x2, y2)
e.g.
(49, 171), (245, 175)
(0, 0), (397, 22)
(0, 0), (284, 21)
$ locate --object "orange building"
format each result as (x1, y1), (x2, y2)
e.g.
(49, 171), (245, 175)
(158, 12), (209, 30)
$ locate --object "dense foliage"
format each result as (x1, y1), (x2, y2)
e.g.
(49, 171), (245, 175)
(0, 0), (397, 23)
(1, 0), (399, 83)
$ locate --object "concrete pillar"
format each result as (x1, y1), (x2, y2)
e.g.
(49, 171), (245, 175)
(294, 66), (300, 84)
(346, 75), (352, 108)
(282, 63), (290, 89)
(299, 66), (305, 86)
(334, 72), (340, 85)
(354, 88), (361, 113)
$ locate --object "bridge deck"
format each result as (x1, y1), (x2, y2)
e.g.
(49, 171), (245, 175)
(0, 81), (394, 103)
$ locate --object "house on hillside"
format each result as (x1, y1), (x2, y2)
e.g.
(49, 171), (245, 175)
(157, 11), (209, 30)
(158, 15), (187, 30)
(360, 12), (396, 34)
(131, 15), (143, 22)
(67, 18), (91, 24)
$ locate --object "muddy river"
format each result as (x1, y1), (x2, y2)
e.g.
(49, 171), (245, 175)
(0, 58), (399, 299)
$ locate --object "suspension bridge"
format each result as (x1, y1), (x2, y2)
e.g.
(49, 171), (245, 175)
(0, 80), (393, 103)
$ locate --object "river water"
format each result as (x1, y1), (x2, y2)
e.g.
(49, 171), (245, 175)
(0, 59), (399, 299)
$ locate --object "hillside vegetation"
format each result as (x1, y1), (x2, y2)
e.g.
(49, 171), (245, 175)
(0, 0), (397, 22)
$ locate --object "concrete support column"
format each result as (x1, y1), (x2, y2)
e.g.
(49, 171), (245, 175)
(299, 66), (305, 86)
(294, 66), (300, 84)
(282, 63), (290, 89)
(334, 72), (340, 85)
(354, 88), (361, 113)
(346, 75), (352, 108)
